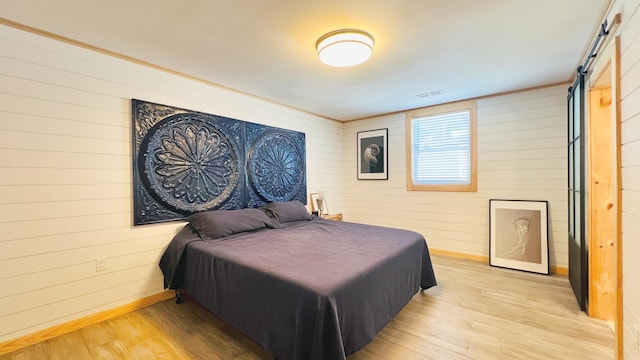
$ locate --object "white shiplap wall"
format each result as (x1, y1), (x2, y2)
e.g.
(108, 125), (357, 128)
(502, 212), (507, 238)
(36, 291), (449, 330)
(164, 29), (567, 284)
(0, 24), (345, 342)
(618, 0), (640, 358)
(344, 84), (568, 269)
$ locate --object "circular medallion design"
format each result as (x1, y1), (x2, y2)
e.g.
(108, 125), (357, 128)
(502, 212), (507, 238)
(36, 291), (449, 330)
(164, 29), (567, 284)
(248, 131), (304, 202)
(140, 114), (240, 212)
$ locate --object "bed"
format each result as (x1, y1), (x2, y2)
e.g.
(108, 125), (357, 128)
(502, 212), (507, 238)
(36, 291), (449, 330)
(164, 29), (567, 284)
(159, 201), (437, 360)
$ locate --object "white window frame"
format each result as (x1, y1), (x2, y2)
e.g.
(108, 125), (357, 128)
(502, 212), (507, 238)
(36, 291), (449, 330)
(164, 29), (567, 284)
(405, 100), (477, 192)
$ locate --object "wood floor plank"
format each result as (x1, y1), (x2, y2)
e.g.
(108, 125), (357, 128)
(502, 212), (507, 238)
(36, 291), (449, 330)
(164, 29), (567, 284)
(0, 255), (615, 359)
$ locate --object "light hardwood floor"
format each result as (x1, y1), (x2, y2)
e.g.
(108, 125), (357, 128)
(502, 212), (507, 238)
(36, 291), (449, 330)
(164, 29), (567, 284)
(0, 255), (615, 359)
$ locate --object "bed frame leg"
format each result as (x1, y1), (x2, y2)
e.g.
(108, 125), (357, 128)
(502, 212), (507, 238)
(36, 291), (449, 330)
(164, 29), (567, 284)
(175, 290), (183, 304)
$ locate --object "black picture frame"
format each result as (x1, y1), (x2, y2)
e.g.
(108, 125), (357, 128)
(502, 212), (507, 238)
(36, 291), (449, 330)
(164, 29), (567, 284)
(489, 199), (550, 275)
(357, 128), (388, 180)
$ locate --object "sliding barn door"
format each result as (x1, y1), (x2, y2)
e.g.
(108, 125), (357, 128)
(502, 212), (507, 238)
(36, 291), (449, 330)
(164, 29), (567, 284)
(568, 74), (587, 310)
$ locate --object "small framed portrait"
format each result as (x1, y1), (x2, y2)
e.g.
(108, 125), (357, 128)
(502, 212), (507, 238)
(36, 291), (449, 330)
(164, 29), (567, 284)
(309, 192), (328, 216)
(357, 128), (388, 180)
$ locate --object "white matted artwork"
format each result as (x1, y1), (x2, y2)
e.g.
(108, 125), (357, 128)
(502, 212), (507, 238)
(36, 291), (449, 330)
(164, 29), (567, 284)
(489, 199), (549, 275)
(357, 128), (388, 180)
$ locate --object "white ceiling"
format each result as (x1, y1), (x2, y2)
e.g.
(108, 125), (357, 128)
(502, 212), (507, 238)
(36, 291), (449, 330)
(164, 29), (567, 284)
(1, 0), (610, 121)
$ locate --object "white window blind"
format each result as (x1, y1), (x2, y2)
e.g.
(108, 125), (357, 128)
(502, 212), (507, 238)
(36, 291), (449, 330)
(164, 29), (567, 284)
(411, 110), (471, 185)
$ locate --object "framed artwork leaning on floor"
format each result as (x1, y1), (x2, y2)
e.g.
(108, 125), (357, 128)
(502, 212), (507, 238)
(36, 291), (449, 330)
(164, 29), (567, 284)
(489, 199), (549, 275)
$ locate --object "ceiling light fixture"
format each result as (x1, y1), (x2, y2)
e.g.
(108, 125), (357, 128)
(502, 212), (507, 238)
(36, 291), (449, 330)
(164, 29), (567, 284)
(316, 29), (375, 67)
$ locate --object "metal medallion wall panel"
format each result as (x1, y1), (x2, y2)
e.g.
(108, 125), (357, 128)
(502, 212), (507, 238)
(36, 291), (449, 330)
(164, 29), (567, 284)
(132, 99), (306, 225)
(245, 123), (307, 208)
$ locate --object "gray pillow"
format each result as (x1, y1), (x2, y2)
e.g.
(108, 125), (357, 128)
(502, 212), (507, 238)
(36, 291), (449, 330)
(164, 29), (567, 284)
(187, 208), (274, 241)
(263, 201), (312, 224)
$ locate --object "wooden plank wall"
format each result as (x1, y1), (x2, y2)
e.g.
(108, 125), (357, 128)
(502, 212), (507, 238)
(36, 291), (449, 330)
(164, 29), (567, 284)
(0, 24), (345, 343)
(343, 85), (568, 269)
(617, 0), (640, 358)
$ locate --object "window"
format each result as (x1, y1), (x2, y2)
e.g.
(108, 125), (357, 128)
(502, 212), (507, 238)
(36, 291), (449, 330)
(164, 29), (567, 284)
(406, 100), (477, 191)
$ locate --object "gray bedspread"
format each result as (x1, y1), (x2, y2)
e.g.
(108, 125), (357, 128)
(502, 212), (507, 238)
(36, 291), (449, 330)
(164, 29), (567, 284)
(159, 219), (437, 360)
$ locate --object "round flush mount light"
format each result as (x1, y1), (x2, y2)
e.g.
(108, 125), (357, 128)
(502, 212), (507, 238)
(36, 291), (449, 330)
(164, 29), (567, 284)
(316, 29), (375, 67)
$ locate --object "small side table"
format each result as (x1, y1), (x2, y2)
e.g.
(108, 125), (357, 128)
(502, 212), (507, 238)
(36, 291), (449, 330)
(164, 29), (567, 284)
(323, 213), (343, 221)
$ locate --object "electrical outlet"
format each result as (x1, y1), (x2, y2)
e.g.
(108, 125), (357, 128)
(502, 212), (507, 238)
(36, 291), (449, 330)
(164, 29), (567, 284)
(96, 257), (107, 272)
